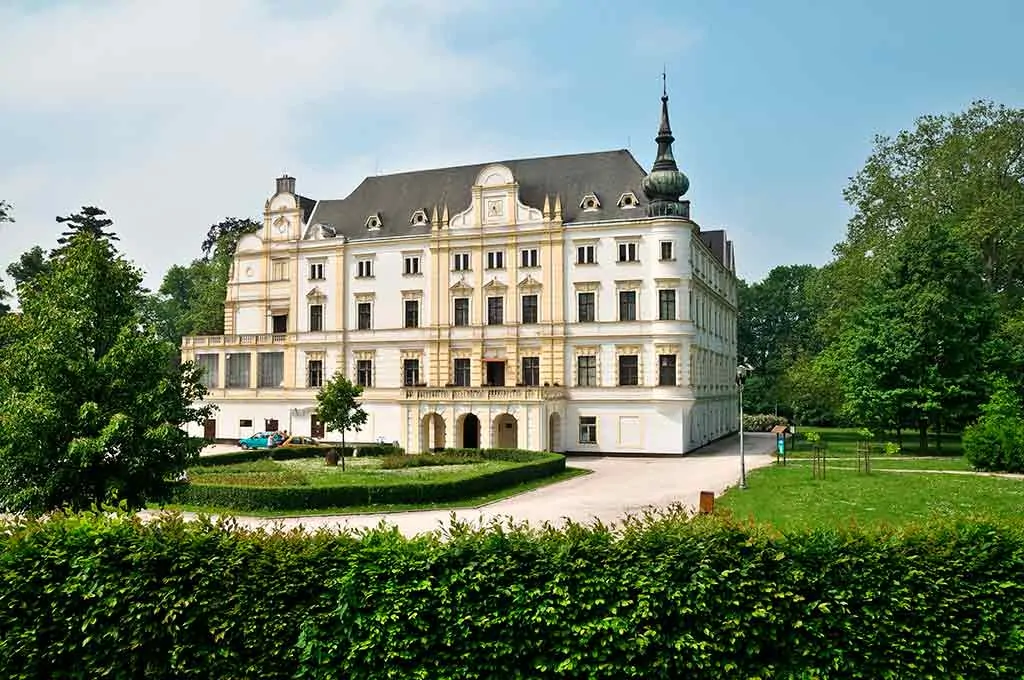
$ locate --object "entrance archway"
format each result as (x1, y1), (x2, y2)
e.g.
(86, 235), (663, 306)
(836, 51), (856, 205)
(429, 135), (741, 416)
(458, 413), (480, 449)
(420, 413), (446, 453)
(547, 413), (562, 452)
(493, 413), (518, 449)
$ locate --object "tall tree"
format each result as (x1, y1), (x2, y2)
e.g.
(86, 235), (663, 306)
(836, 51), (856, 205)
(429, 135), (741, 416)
(0, 199), (11, 225)
(315, 374), (368, 471)
(6, 245), (52, 302)
(0, 211), (212, 514)
(55, 206), (119, 249)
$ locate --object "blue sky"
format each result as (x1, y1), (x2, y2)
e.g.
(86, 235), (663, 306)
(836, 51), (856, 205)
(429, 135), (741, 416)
(1, 0), (1022, 288)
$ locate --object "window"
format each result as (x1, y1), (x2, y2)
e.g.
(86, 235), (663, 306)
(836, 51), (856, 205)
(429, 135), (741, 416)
(617, 242), (639, 263)
(658, 289), (676, 320)
(577, 355), (597, 387)
(404, 299), (420, 328)
(618, 290), (637, 321)
(577, 292), (596, 323)
(453, 297), (470, 326)
(271, 259), (288, 280)
(239, 419), (253, 428)
(618, 355), (639, 386)
(576, 245), (596, 264)
(357, 302), (372, 330)
(403, 358), (420, 386)
(521, 357), (540, 386)
(486, 250), (505, 270)
(487, 296), (504, 325)
(658, 354), (677, 386)
(521, 294), (538, 324)
(257, 352), (284, 388)
(357, 259), (373, 278)
(309, 262), (325, 280)
(226, 353), (250, 388)
(271, 314), (288, 334)
(453, 252), (471, 271)
(660, 241), (674, 261)
(308, 359), (323, 388)
(579, 416), (597, 444)
(356, 359), (373, 387)
(196, 354), (218, 389)
(520, 248), (538, 268)
(453, 358), (471, 387)
(308, 304), (324, 332)
(404, 256), (421, 275)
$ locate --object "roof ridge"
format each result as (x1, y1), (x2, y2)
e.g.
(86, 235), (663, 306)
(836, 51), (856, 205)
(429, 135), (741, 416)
(361, 148), (635, 182)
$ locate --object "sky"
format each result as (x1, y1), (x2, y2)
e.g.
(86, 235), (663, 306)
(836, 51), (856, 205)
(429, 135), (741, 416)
(1, 0), (1022, 290)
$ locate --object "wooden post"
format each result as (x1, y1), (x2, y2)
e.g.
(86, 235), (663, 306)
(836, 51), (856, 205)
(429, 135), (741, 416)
(699, 491), (715, 514)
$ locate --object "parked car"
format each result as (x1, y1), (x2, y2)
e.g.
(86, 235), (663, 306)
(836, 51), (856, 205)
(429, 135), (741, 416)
(277, 435), (327, 448)
(238, 431), (284, 450)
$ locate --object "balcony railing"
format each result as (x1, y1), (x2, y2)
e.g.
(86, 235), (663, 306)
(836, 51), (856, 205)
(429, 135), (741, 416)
(402, 386), (567, 402)
(182, 333), (295, 348)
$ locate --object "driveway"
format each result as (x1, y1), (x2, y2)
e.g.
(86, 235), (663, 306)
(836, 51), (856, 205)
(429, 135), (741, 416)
(166, 432), (777, 535)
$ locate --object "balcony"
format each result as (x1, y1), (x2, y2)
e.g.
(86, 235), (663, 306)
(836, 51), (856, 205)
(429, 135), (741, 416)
(182, 333), (296, 348)
(402, 386), (567, 402)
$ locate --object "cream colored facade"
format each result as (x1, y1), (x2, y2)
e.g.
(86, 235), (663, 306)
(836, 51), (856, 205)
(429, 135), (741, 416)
(182, 96), (739, 454)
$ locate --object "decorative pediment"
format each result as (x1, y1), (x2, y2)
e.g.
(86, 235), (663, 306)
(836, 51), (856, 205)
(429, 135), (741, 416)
(449, 276), (473, 295)
(482, 277), (508, 292)
(518, 274), (542, 292)
(306, 286), (326, 300)
(573, 281), (600, 293)
(615, 279), (643, 291)
(401, 289), (424, 300)
(655, 277), (682, 288)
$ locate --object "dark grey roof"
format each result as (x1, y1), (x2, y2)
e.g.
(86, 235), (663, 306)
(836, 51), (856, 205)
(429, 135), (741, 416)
(305, 150), (650, 241)
(297, 195), (316, 225)
(700, 229), (736, 271)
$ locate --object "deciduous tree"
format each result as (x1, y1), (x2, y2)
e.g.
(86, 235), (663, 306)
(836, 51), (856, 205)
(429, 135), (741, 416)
(315, 374), (368, 471)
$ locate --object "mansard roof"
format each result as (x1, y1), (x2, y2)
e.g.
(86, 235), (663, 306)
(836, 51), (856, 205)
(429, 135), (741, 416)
(305, 149), (648, 242)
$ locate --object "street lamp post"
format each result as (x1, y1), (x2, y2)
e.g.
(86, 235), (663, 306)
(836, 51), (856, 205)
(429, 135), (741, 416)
(736, 362), (753, 489)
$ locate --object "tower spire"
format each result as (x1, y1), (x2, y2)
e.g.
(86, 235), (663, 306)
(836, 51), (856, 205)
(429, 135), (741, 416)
(642, 75), (690, 218)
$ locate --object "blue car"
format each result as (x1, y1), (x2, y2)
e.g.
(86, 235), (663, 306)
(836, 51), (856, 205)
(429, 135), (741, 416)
(238, 431), (284, 450)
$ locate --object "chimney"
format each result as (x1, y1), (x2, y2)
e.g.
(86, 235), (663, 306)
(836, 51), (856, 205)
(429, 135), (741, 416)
(276, 174), (296, 195)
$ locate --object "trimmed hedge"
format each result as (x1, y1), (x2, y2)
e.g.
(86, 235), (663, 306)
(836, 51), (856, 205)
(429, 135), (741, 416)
(194, 442), (401, 468)
(1, 513), (1023, 678)
(176, 451), (566, 511)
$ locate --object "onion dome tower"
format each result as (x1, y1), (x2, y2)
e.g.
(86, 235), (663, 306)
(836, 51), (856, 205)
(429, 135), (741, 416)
(642, 75), (691, 218)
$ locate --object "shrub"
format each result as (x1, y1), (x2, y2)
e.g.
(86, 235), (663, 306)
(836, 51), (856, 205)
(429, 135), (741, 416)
(380, 452), (484, 469)
(2, 512), (1023, 678)
(742, 413), (789, 432)
(964, 383), (1024, 473)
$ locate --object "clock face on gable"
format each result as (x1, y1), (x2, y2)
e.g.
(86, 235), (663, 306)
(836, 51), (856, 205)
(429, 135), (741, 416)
(486, 199), (504, 219)
(273, 215), (290, 234)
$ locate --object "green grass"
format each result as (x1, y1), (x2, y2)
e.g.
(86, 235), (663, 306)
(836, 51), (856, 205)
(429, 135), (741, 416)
(720, 464), (1024, 531)
(779, 456), (975, 471)
(787, 426), (963, 457)
(156, 466), (591, 517)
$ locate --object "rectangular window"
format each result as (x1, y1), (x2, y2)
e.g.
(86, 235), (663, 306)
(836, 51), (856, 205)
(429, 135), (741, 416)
(308, 262), (325, 280)
(403, 358), (420, 386)
(577, 355), (597, 387)
(196, 354), (218, 389)
(486, 251), (505, 270)
(453, 358), (471, 387)
(487, 296), (504, 325)
(239, 419), (253, 428)
(618, 355), (639, 386)
(521, 357), (540, 386)
(576, 245), (596, 264)
(658, 289), (676, 321)
(579, 416), (597, 444)
(356, 359), (373, 387)
(308, 359), (323, 388)
(357, 302), (372, 330)
(308, 304), (324, 332)
(521, 294), (538, 324)
(453, 252), (471, 271)
(659, 241), (674, 261)
(617, 242), (639, 263)
(577, 292), (596, 323)
(404, 299), (420, 328)
(272, 314), (288, 334)
(404, 256), (421, 275)
(271, 259), (288, 280)
(520, 248), (539, 268)
(658, 354), (677, 386)
(225, 353), (250, 388)
(357, 259), (374, 278)
(453, 297), (470, 327)
(618, 290), (637, 321)
(257, 352), (284, 388)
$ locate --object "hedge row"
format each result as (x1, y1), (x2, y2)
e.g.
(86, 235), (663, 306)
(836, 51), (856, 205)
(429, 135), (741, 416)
(194, 442), (400, 467)
(176, 452), (566, 511)
(1, 513), (1023, 678)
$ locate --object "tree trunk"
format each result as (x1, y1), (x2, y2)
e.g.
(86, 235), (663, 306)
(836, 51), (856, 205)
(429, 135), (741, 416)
(341, 430), (346, 471)
(918, 419), (928, 453)
(936, 416), (943, 453)
(896, 424), (903, 448)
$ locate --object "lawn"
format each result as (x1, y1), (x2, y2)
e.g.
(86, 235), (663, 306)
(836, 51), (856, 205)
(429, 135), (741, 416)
(780, 456), (974, 471)
(785, 426), (963, 457)
(719, 463), (1024, 531)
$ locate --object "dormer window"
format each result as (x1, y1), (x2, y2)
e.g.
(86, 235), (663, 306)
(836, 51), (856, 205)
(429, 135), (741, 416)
(410, 210), (428, 225)
(617, 192), (639, 209)
(580, 193), (601, 211)
(365, 214), (382, 231)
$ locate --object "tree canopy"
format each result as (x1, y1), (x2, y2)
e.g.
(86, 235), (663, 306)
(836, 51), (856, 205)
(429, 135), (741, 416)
(315, 373), (368, 470)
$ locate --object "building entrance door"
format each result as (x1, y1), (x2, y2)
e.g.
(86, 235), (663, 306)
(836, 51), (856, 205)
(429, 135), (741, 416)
(310, 415), (325, 438)
(203, 418), (217, 441)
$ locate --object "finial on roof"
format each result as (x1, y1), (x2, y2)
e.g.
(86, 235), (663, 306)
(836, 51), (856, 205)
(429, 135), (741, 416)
(553, 194), (562, 220)
(542, 194), (550, 219)
(642, 76), (690, 217)
(662, 67), (667, 98)
(441, 203), (449, 226)
(431, 205), (440, 228)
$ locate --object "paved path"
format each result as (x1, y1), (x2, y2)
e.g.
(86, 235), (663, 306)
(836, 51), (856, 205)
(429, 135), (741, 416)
(156, 433), (778, 536)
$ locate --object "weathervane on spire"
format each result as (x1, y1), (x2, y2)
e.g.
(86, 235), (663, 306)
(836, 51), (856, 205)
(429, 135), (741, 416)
(661, 67), (667, 98)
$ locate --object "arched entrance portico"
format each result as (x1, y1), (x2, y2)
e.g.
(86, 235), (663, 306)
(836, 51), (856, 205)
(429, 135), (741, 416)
(493, 413), (518, 449)
(457, 413), (480, 449)
(420, 413), (445, 453)
(547, 412), (562, 452)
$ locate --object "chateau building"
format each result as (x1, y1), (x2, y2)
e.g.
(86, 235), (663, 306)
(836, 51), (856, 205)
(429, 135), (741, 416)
(181, 90), (739, 454)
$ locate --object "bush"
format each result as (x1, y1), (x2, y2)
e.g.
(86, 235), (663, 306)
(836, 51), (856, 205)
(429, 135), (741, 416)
(2, 512), (1023, 678)
(380, 452), (483, 469)
(964, 384), (1024, 473)
(742, 413), (790, 432)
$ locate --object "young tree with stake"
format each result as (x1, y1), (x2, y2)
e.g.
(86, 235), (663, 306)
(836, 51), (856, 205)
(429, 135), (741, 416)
(315, 373), (368, 471)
